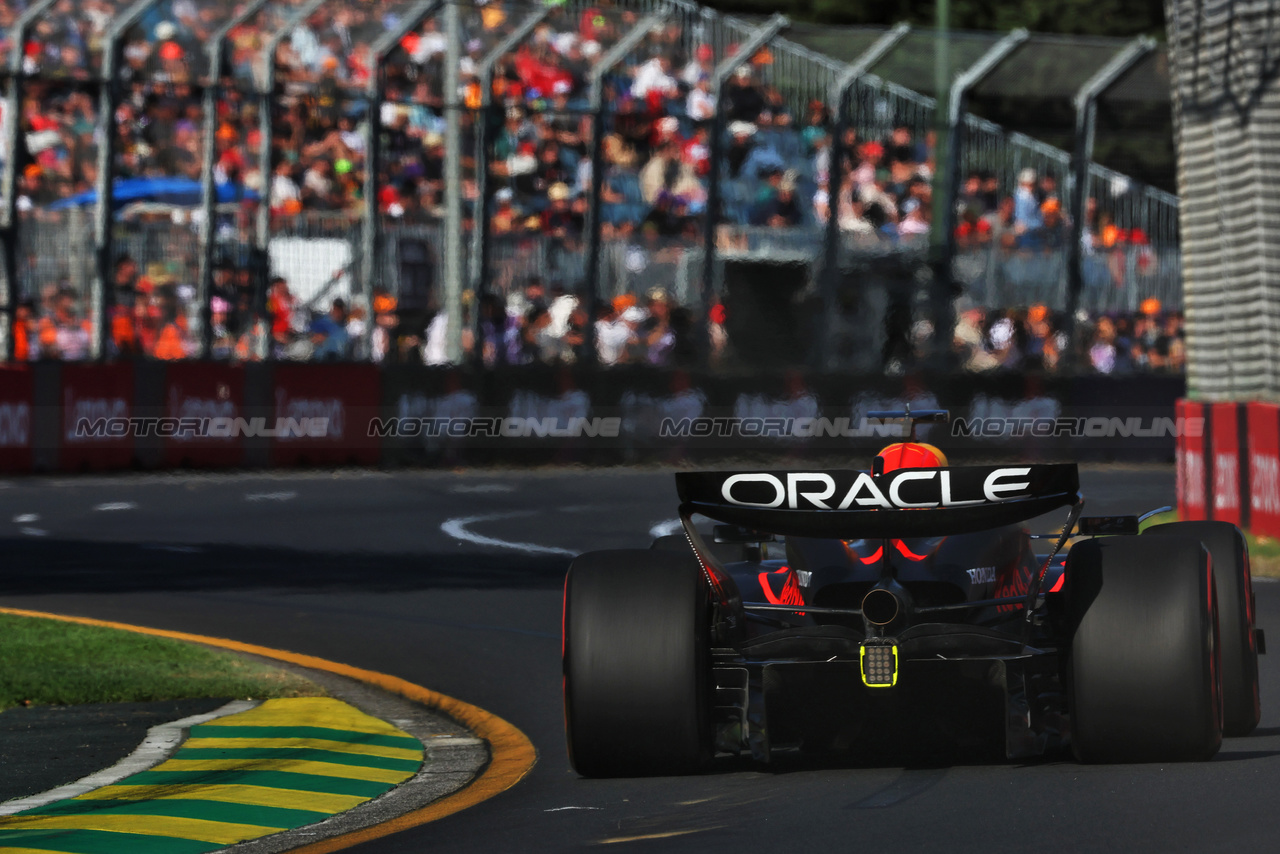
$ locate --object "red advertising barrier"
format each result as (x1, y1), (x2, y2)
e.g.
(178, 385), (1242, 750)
(1177, 399), (1208, 521)
(1248, 402), (1280, 538)
(1210, 402), (1244, 526)
(164, 363), (246, 468)
(60, 363), (134, 471)
(0, 364), (1197, 477)
(0, 367), (32, 472)
(269, 364), (380, 466)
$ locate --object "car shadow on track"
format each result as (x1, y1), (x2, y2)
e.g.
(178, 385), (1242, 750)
(0, 538), (571, 595)
(1213, 750), (1280, 762)
(729, 744), (1066, 776)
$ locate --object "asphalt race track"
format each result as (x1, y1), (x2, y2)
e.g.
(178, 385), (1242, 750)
(1, 464), (1278, 853)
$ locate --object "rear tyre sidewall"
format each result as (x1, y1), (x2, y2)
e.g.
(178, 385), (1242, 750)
(564, 549), (710, 777)
(650, 534), (692, 552)
(1145, 521), (1260, 736)
(1067, 536), (1222, 762)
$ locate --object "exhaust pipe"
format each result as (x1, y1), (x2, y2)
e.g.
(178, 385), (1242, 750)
(861, 586), (902, 626)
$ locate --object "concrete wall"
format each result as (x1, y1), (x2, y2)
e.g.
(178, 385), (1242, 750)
(1165, 0), (1280, 401)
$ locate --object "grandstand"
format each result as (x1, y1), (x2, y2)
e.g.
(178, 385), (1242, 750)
(0, 0), (1181, 374)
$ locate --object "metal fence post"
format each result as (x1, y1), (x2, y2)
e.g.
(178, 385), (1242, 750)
(822, 23), (909, 369)
(442, 0), (464, 363)
(699, 13), (787, 361)
(197, 53), (218, 360)
(255, 0), (327, 252)
(363, 0), (443, 330)
(198, 0), (272, 360)
(473, 10), (547, 327)
(250, 0), (326, 363)
(929, 0), (949, 260)
(469, 6), (550, 364)
(1066, 37), (1155, 347)
(0, 0), (56, 234)
(583, 8), (672, 365)
(0, 0), (57, 361)
(93, 0), (167, 362)
(929, 28), (1026, 364)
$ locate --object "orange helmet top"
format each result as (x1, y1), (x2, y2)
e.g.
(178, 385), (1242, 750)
(876, 442), (948, 473)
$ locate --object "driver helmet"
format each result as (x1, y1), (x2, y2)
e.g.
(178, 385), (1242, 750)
(876, 442), (948, 473)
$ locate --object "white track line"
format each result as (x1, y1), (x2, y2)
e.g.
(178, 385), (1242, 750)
(0, 699), (257, 815)
(648, 519), (684, 539)
(93, 502), (137, 512)
(449, 484), (516, 494)
(441, 512), (577, 557)
(12, 514), (37, 523)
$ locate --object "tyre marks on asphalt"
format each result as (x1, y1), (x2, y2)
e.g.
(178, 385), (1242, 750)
(596, 827), (726, 844)
(578, 791), (772, 848)
(0, 698), (423, 854)
(847, 768), (949, 809)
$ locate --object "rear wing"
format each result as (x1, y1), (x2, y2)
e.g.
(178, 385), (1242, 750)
(675, 464), (1080, 540)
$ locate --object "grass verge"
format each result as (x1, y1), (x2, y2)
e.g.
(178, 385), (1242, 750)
(1138, 510), (1280, 578)
(0, 613), (323, 710)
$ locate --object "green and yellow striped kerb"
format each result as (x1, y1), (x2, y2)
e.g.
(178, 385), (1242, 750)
(0, 697), (424, 854)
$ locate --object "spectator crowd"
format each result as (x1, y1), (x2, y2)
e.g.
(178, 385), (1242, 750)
(10, 248), (1185, 377)
(1, 0), (1178, 374)
(949, 299), (1184, 375)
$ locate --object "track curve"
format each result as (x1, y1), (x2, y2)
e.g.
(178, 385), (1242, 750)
(2, 465), (1279, 853)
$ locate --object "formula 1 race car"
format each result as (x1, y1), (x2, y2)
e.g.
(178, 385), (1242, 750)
(562, 411), (1264, 776)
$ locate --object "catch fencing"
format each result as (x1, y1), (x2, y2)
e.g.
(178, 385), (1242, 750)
(0, 0), (1183, 373)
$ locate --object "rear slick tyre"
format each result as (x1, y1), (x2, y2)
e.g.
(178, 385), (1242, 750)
(1145, 521), (1260, 736)
(564, 549), (710, 777)
(1067, 536), (1222, 763)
